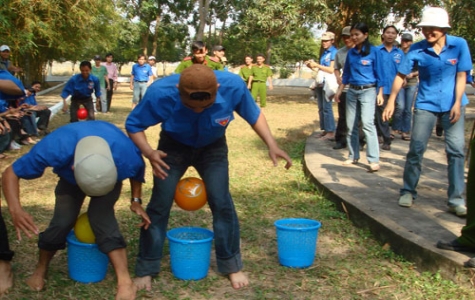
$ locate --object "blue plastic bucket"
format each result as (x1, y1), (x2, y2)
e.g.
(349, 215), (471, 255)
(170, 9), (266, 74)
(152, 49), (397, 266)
(167, 227), (214, 280)
(67, 231), (109, 283)
(274, 218), (321, 268)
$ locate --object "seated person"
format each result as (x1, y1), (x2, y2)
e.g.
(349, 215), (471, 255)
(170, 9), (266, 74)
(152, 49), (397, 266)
(18, 81), (51, 138)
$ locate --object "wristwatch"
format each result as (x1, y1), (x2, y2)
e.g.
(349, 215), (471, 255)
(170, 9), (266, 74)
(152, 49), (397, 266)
(131, 197), (142, 204)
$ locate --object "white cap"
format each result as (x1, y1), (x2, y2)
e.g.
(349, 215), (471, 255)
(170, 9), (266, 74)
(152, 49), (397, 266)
(74, 136), (117, 196)
(417, 7), (451, 29)
(0, 45), (10, 52)
(148, 56), (156, 60)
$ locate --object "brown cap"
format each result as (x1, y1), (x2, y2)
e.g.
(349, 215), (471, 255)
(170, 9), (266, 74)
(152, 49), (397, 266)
(321, 32), (335, 40)
(178, 65), (218, 98)
(341, 26), (351, 36)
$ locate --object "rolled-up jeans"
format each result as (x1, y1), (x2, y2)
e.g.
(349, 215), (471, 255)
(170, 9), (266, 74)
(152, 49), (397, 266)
(401, 107), (466, 207)
(135, 132), (242, 277)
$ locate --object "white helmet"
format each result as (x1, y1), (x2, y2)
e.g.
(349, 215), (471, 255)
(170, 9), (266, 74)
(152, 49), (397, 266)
(417, 7), (451, 29)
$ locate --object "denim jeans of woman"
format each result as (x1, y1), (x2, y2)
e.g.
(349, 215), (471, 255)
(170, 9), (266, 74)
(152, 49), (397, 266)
(401, 108), (466, 208)
(392, 84), (417, 133)
(345, 88), (379, 163)
(315, 86), (336, 132)
(135, 132), (242, 278)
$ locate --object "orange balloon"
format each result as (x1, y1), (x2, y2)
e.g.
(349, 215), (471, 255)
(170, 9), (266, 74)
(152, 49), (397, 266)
(174, 177), (207, 211)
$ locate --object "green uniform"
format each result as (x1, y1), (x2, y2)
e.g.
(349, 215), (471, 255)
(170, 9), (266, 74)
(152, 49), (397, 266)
(239, 65), (253, 83)
(91, 65), (108, 88)
(250, 64), (272, 107)
(457, 139), (475, 247)
(174, 55), (223, 74)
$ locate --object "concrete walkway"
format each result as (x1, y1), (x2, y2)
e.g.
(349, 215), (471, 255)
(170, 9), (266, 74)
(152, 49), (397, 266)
(303, 112), (474, 280)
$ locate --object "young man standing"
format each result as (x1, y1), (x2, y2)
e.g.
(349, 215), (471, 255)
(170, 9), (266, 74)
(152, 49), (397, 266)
(103, 53), (119, 112)
(126, 65), (292, 291)
(238, 55), (254, 85)
(130, 55), (153, 109)
(92, 55), (110, 113)
(248, 54), (273, 107)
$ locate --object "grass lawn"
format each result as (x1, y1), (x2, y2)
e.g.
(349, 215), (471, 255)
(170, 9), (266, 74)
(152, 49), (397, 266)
(0, 84), (474, 299)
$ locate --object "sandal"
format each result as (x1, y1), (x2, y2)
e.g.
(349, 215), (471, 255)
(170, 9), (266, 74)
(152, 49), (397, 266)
(401, 133), (411, 141)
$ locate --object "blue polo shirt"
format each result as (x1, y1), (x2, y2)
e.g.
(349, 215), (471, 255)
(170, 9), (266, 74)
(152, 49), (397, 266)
(342, 45), (384, 90)
(0, 70), (25, 101)
(131, 63), (153, 82)
(377, 44), (404, 94)
(12, 121), (145, 185)
(60, 73), (101, 99)
(398, 34), (472, 112)
(126, 71), (261, 148)
(320, 46), (337, 67)
(21, 94), (37, 106)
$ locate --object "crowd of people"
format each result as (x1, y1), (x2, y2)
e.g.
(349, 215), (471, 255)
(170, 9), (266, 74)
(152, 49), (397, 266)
(0, 5), (474, 300)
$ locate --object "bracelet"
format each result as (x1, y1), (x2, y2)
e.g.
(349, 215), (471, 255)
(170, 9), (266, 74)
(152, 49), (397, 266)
(131, 197), (142, 204)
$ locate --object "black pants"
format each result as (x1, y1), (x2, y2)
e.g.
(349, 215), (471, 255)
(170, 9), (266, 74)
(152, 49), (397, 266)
(375, 94), (391, 145)
(0, 207), (14, 261)
(36, 108), (51, 130)
(69, 97), (95, 123)
(335, 92), (348, 144)
(38, 178), (126, 254)
(106, 79), (114, 112)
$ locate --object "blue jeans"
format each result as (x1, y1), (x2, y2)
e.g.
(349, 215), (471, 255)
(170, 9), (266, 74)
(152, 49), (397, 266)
(401, 108), (466, 207)
(345, 88), (379, 163)
(315, 86), (336, 132)
(132, 82), (148, 104)
(392, 84), (417, 133)
(135, 132), (242, 277)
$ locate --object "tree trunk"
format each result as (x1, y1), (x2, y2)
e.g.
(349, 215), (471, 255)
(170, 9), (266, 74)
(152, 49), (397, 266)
(266, 40), (272, 65)
(196, 0), (210, 40)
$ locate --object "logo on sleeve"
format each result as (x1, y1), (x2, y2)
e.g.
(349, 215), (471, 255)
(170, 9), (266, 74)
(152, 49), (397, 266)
(447, 58), (458, 65)
(215, 116), (231, 127)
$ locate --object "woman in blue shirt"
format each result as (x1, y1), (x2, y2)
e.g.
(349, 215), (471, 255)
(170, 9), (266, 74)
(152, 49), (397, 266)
(335, 23), (384, 172)
(383, 7), (471, 215)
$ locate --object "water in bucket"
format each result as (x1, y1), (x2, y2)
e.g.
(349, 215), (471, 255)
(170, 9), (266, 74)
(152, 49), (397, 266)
(167, 227), (214, 280)
(274, 218), (321, 268)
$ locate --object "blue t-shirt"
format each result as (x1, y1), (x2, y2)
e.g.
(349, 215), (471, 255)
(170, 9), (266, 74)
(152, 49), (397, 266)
(398, 34), (472, 112)
(12, 121), (145, 185)
(0, 70), (25, 101)
(377, 44), (404, 94)
(342, 45), (384, 90)
(21, 94), (37, 106)
(60, 73), (101, 99)
(131, 63), (153, 82)
(320, 46), (337, 67)
(126, 71), (261, 148)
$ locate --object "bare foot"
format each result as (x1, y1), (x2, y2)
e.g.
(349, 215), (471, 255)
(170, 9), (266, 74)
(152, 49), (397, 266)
(0, 260), (13, 295)
(116, 282), (137, 300)
(26, 269), (46, 291)
(133, 275), (152, 291)
(228, 271), (249, 289)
